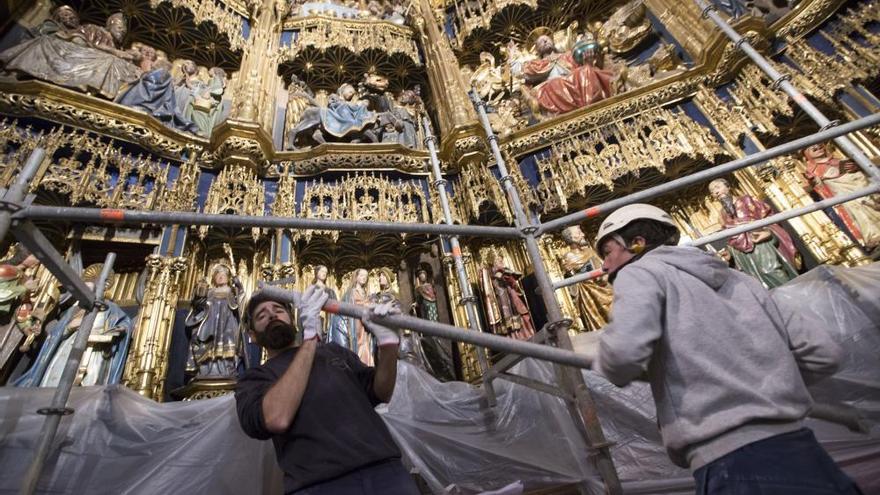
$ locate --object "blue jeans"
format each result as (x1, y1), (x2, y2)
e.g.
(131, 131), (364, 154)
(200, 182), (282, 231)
(694, 428), (863, 494)
(293, 459), (420, 495)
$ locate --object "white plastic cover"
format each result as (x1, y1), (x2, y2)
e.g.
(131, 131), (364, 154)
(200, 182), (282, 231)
(1, 264), (878, 494)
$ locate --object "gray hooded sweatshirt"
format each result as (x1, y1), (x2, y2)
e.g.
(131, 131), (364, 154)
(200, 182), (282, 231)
(594, 246), (842, 470)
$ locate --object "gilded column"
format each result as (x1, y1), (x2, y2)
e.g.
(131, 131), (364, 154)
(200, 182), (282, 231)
(412, 0), (478, 137)
(644, 0), (715, 61)
(123, 255), (188, 400)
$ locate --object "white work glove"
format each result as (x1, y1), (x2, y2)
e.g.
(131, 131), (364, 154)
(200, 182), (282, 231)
(362, 300), (401, 346)
(299, 284), (329, 341)
(573, 329), (604, 369)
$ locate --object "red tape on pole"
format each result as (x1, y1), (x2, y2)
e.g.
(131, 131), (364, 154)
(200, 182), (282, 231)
(100, 209), (125, 222)
(584, 206), (601, 218)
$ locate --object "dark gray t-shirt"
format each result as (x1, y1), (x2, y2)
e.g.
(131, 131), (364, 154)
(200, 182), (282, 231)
(235, 343), (401, 493)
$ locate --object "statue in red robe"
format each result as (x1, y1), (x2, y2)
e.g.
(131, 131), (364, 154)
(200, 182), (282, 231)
(709, 179), (800, 289)
(521, 34), (614, 115)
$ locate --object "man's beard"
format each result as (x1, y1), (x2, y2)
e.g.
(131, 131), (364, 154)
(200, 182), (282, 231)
(720, 196), (737, 217)
(255, 320), (296, 350)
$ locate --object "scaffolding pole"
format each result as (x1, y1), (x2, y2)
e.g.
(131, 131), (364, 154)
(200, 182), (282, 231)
(539, 111), (880, 236)
(552, 183), (880, 290)
(0, 147), (45, 242)
(696, 0), (880, 186)
(471, 93), (623, 495)
(13, 205), (522, 239)
(255, 286), (595, 369)
(423, 118), (496, 405)
(18, 254), (116, 495)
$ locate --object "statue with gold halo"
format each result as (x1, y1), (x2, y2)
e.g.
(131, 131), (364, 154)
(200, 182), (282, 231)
(15, 264), (132, 387)
(481, 255), (535, 340)
(560, 226), (613, 331)
(801, 143), (880, 252)
(184, 262), (245, 378)
(0, 6), (140, 99)
(520, 29), (615, 116)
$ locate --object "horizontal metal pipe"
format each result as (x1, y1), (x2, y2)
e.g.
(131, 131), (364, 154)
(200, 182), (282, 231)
(684, 185), (880, 248)
(551, 185), (880, 291)
(14, 206), (522, 239)
(538, 112), (880, 235)
(256, 286), (594, 370)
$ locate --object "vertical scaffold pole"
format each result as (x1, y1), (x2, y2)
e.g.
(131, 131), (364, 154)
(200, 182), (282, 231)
(471, 94), (622, 495)
(19, 253), (117, 495)
(423, 118), (497, 405)
(696, 0), (880, 186)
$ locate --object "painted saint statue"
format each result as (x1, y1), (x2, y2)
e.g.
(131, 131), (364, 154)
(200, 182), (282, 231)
(560, 226), (613, 331)
(184, 263), (245, 378)
(709, 179), (799, 289)
(341, 268), (374, 365)
(15, 264), (132, 387)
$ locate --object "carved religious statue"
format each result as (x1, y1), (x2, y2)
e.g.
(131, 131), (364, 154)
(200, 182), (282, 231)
(481, 255), (535, 340)
(184, 263), (245, 378)
(520, 30), (614, 116)
(801, 143), (880, 252)
(411, 268), (455, 381)
(341, 268), (374, 364)
(15, 264), (133, 387)
(175, 63), (230, 137)
(596, 0), (653, 54)
(468, 51), (507, 105)
(115, 53), (200, 134)
(0, 245), (43, 383)
(0, 6), (140, 99)
(560, 226), (613, 331)
(307, 265), (344, 342)
(709, 179), (800, 288)
(287, 82), (379, 149)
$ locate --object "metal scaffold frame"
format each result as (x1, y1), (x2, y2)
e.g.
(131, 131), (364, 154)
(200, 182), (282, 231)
(2, 8), (879, 493)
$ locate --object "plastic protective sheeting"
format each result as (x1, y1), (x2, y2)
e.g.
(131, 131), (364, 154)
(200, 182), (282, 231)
(0, 386), (283, 495)
(382, 359), (600, 494)
(1, 264), (879, 495)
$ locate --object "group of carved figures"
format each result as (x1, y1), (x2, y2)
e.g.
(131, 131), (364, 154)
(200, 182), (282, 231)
(0, 5), (229, 137)
(708, 143), (879, 289)
(0, 252), (133, 389)
(464, 0), (688, 128)
(180, 262), (456, 383)
(286, 73), (423, 149)
(289, 0), (408, 24)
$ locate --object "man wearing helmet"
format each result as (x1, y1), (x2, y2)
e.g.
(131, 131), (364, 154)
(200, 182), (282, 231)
(234, 285), (419, 494)
(587, 203), (860, 494)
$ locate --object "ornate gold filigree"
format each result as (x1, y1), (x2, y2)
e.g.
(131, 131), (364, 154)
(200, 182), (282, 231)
(200, 163), (266, 239)
(280, 16), (420, 64)
(0, 82), (204, 158)
(277, 147), (429, 175)
(532, 105), (727, 214)
(296, 172), (430, 242)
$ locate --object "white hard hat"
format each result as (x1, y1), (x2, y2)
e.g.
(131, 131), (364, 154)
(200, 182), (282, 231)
(595, 203), (676, 248)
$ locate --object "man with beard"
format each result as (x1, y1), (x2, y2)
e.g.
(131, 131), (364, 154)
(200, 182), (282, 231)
(234, 285), (419, 495)
(708, 178), (799, 289)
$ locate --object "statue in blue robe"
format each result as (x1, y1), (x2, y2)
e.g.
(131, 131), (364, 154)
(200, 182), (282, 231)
(115, 57), (200, 134)
(15, 264), (132, 387)
(184, 264), (245, 379)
